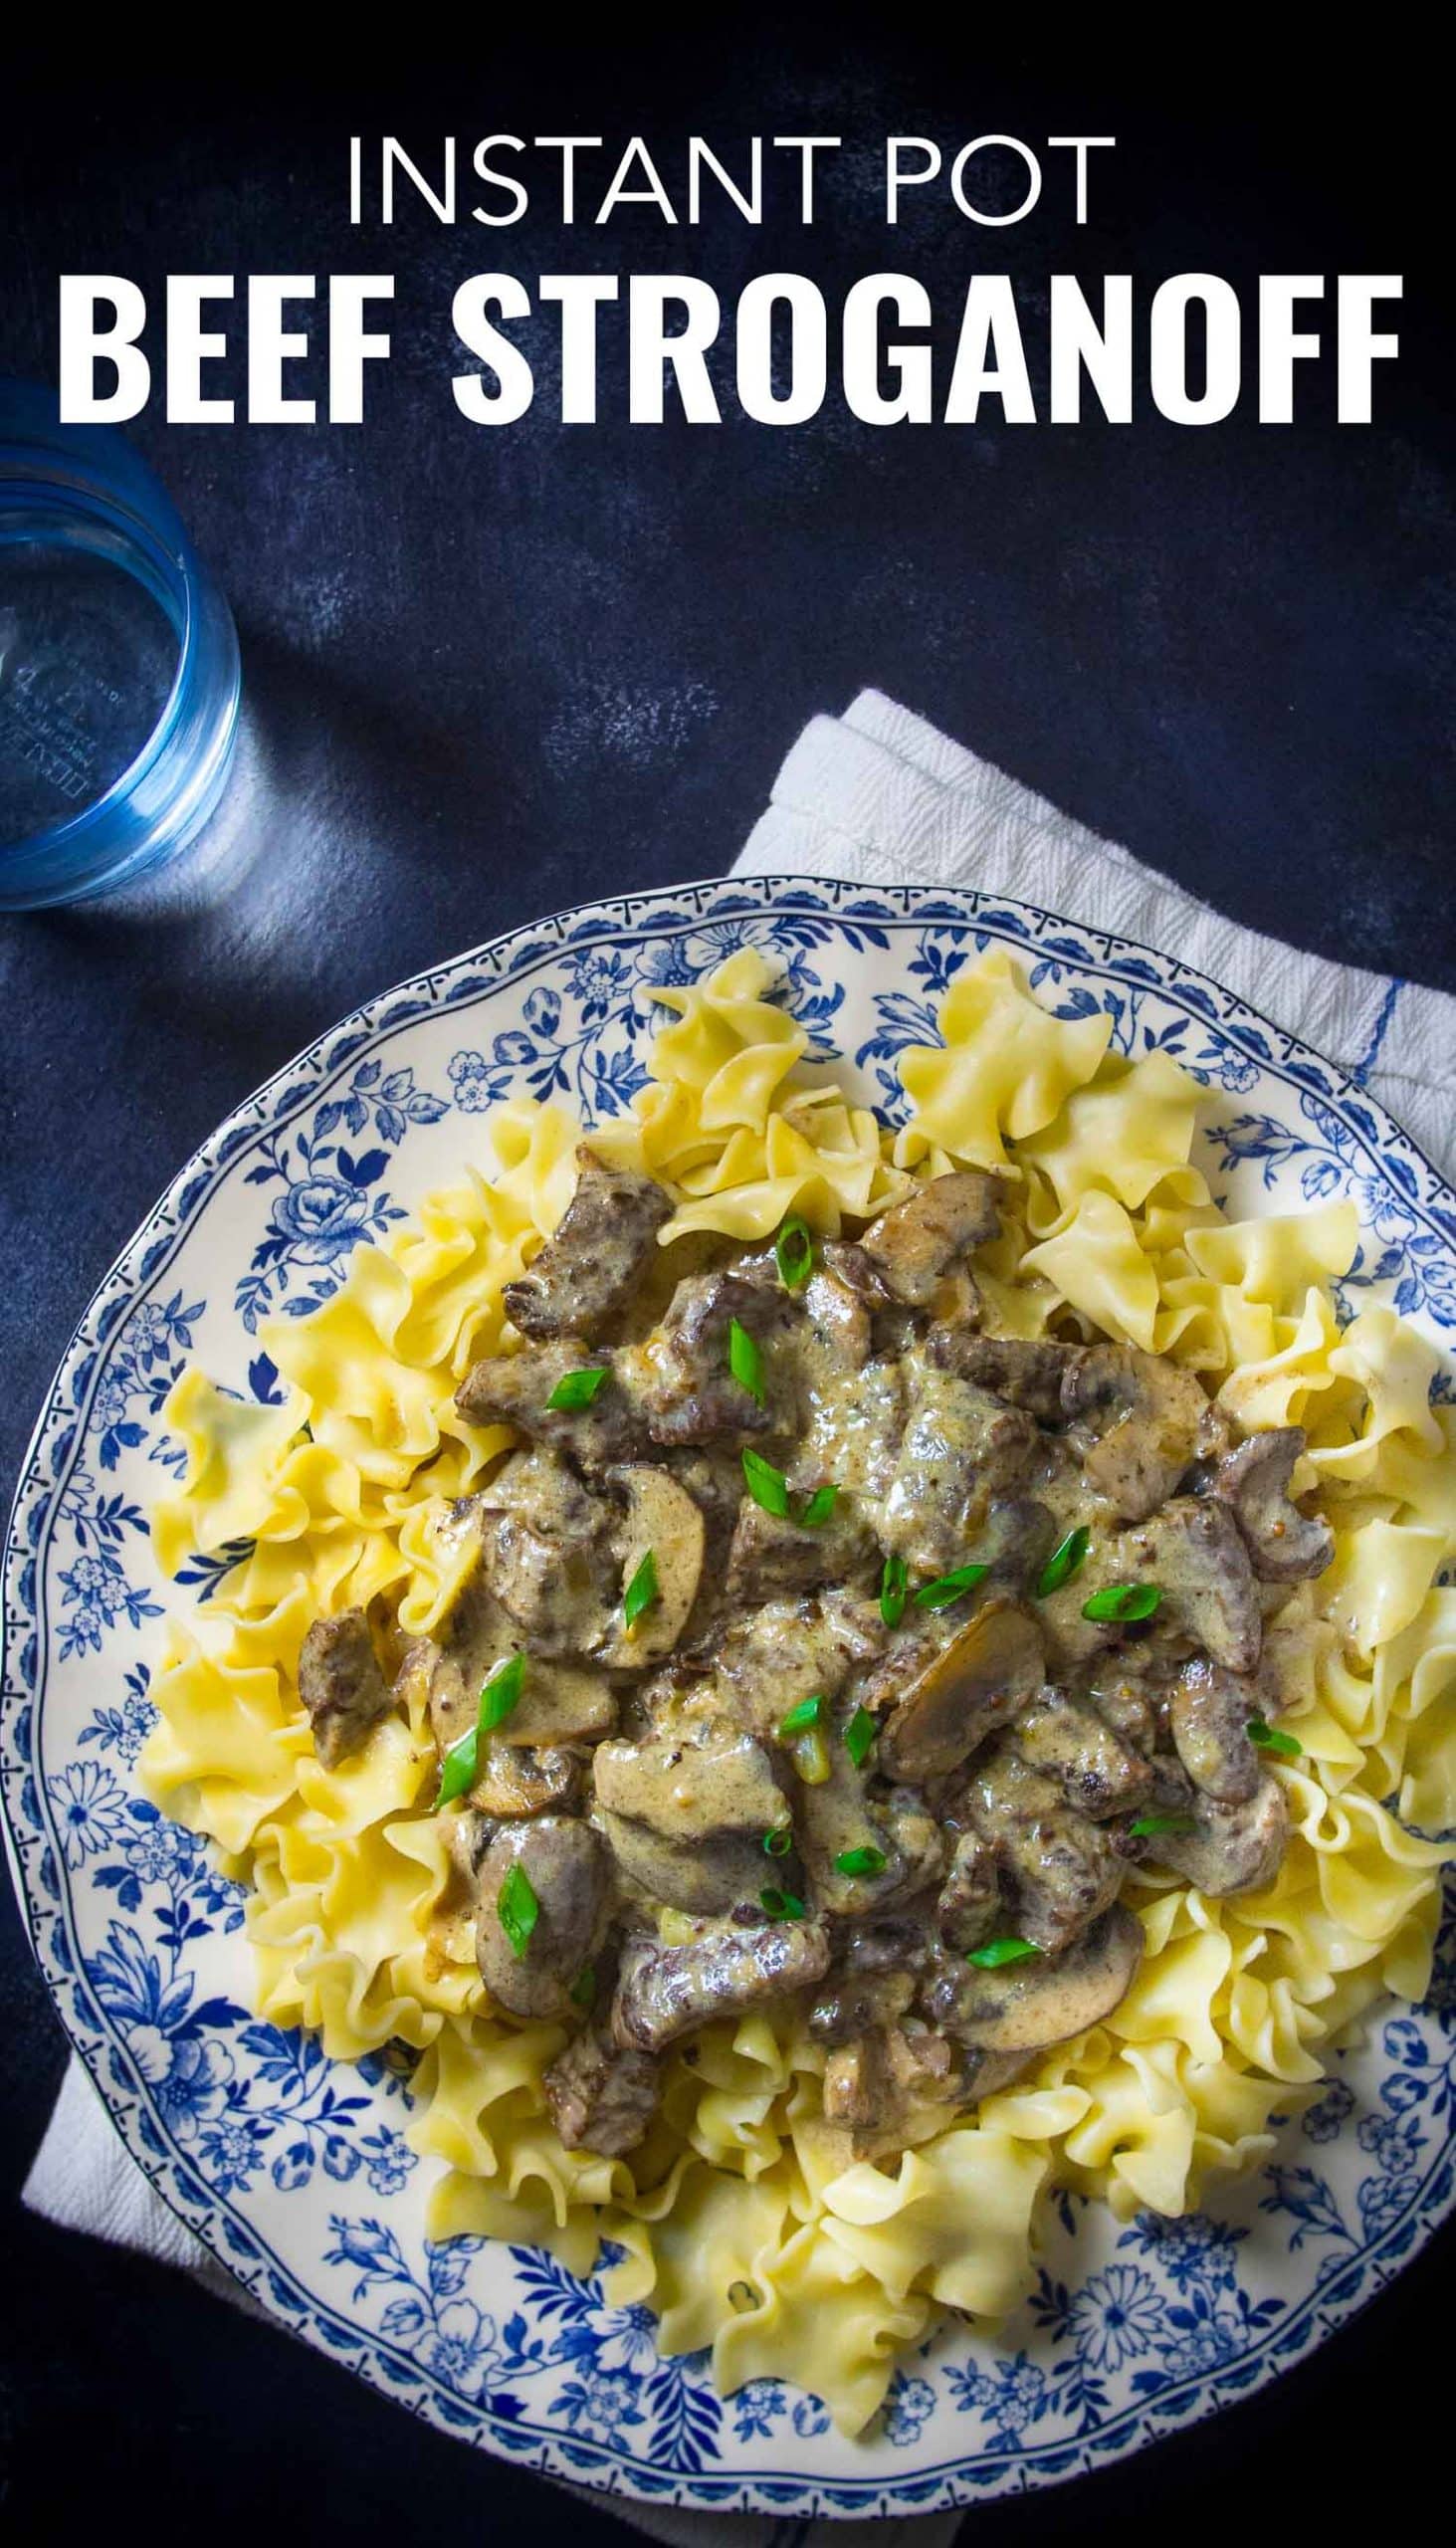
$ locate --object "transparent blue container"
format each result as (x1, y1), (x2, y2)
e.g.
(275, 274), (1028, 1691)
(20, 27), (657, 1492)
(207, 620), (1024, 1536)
(0, 382), (239, 910)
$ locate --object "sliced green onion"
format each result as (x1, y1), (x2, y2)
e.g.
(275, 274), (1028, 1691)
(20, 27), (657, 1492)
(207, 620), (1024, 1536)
(728, 1317), (766, 1406)
(480, 1651), (526, 1733)
(623, 1548), (659, 1631)
(759, 1885), (806, 1921)
(497, 1861), (540, 1959)
(762, 1824), (793, 1857)
(1082, 1582), (1161, 1623)
(545, 1364), (610, 1411)
(843, 1706), (878, 1769)
(834, 1844), (887, 1878)
(728, 2277), (759, 2312)
(1247, 1717), (1303, 1758)
(799, 1484), (838, 1528)
(792, 1727), (832, 1786)
(741, 1446), (791, 1518)
(915, 1562), (988, 1611)
(880, 1553), (909, 1628)
(437, 1659), (526, 1806)
(1036, 1526), (1090, 1598)
(436, 1723), (481, 1808)
(1129, 1813), (1197, 1837)
(775, 1215), (815, 1292)
(778, 1693), (825, 1738)
(966, 1936), (1041, 1969)
(569, 1964), (596, 2008)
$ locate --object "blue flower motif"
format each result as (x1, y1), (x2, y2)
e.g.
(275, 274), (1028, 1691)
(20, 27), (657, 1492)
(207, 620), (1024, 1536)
(1303, 2078), (1355, 2144)
(421, 2298), (505, 2401)
(47, 1761), (131, 1867)
(731, 2379), (784, 2441)
(267, 1176), (373, 1267)
(448, 1050), (499, 1113)
(883, 2373), (936, 2445)
(558, 2365), (648, 2442)
(362, 2134), (417, 2198)
(565, 950), (632, 1022)
(791, 2394), (832, 2438)
(590, 2299), (663, 2378)
(1159, 2303), (1243, 2379)
(1067, 2264), (1165, 2371)
(134, 2031), (236, 2140)
(198, 2115), (267, 2195)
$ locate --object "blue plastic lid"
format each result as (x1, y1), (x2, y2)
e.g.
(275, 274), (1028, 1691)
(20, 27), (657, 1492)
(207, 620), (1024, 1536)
(0, 381), (239, 909)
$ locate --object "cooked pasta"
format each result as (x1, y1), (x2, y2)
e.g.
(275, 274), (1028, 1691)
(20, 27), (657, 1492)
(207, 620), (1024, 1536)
(140, 945), (1456, 2433)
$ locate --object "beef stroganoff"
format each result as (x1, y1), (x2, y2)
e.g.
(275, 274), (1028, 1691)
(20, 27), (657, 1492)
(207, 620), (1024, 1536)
(141, 946), (1456, 2432)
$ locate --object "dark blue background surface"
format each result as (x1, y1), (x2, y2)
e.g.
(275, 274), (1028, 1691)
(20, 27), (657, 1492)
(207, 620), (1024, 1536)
(2, 33), (1452, 2540)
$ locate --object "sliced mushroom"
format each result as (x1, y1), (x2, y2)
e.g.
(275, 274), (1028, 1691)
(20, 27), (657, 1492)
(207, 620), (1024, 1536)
(1062, 1344), (1220, 1522)
(1167, 1657), (1262, 1803)
(592, 1721), (785, 1915)
(503, 1146), (673, 1342)
(923, 1903), (1143, 2054)
(1120, 1497), (1262, 1674)
(475, 1816), (612, 2018)
(473, 1741), (587, 1819)
(477, 1448), (616, 1659)
(860, 1170), (1003, 1307)
(1012, 1688), (1156, 1818)
(599, 1464), (706, 1666)
(1150, 1776), (1288, 1896)
(878, 1599), (1045, 1783)
(1210, 1427), (1335, 1583)
(297, 1608), (393, 1767)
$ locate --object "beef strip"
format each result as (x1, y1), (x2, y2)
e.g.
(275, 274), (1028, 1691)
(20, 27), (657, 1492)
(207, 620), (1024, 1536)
(455, 1341), (647, 1468)
(592, 1718), (787, 1916)
(881, 1357), (1037, 1576)
(1062, 1344), (1222, 1522)
(503, 1147), (673, 1342)
(298, 1609), (393, 1767)
(631, 1270), (787, 1446)
(1208, 1426), (1335, 1582)
(1011, 1688), (1156, 1818)
(929, 1331), (1083, 1421)
(612, 1915), (832, 2053)
(859, 1171), (1003, 1307)
(543, 2027), (662, 2158)
(960, 1745), (1124, 1953)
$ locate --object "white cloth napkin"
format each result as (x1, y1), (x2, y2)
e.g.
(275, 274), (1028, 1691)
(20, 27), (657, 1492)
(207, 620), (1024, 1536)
(25, 687), (1456, 2540)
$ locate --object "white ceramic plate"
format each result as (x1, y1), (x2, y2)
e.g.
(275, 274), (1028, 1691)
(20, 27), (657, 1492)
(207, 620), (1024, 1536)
(5, 877), (1454, 2521)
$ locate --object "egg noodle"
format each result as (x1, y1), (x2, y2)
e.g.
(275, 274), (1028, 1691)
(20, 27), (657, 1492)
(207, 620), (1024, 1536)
(140, 945), (1456, 2433)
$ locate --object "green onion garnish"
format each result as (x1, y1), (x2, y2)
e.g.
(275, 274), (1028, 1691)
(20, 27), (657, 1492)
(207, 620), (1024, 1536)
(1247, 1717), (1303, 1758)
(1036, 1526), (1090, 1598)
(843, 1706), (877, 1769)
(728, 2278), (758, 2312)
(775, 1215), (814, 1292)
(762, 1824), (793, 1856)
(834, 1844), (887, 1878)
(880, 1554), (909, 1628)
(966, 1936), (1041, 1969)
(741, 1447), (791, 1518)
(728, 1317), (766, 1406)
(760, 1886), (805, 1921)
(437, 1657), (526, 1805)
(779, 1693), (825, 1738)
(1082, 1583), (1161, 1623)
(1129, 1813), (1197, 1837)
(623, 1548), (660, 1630)
(569, 1964), (596, 2008)
(545, 1364), (610, 1411)
(799, 1484), (838, 1528)
(480, 1652), (526, 1732)
(497, 1861), (540, 1959)
(915, 1563), (988, 1611)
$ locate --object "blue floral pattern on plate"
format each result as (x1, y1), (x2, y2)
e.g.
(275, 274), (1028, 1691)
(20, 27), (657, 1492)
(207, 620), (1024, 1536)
(3, 878), (1453, 2518)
